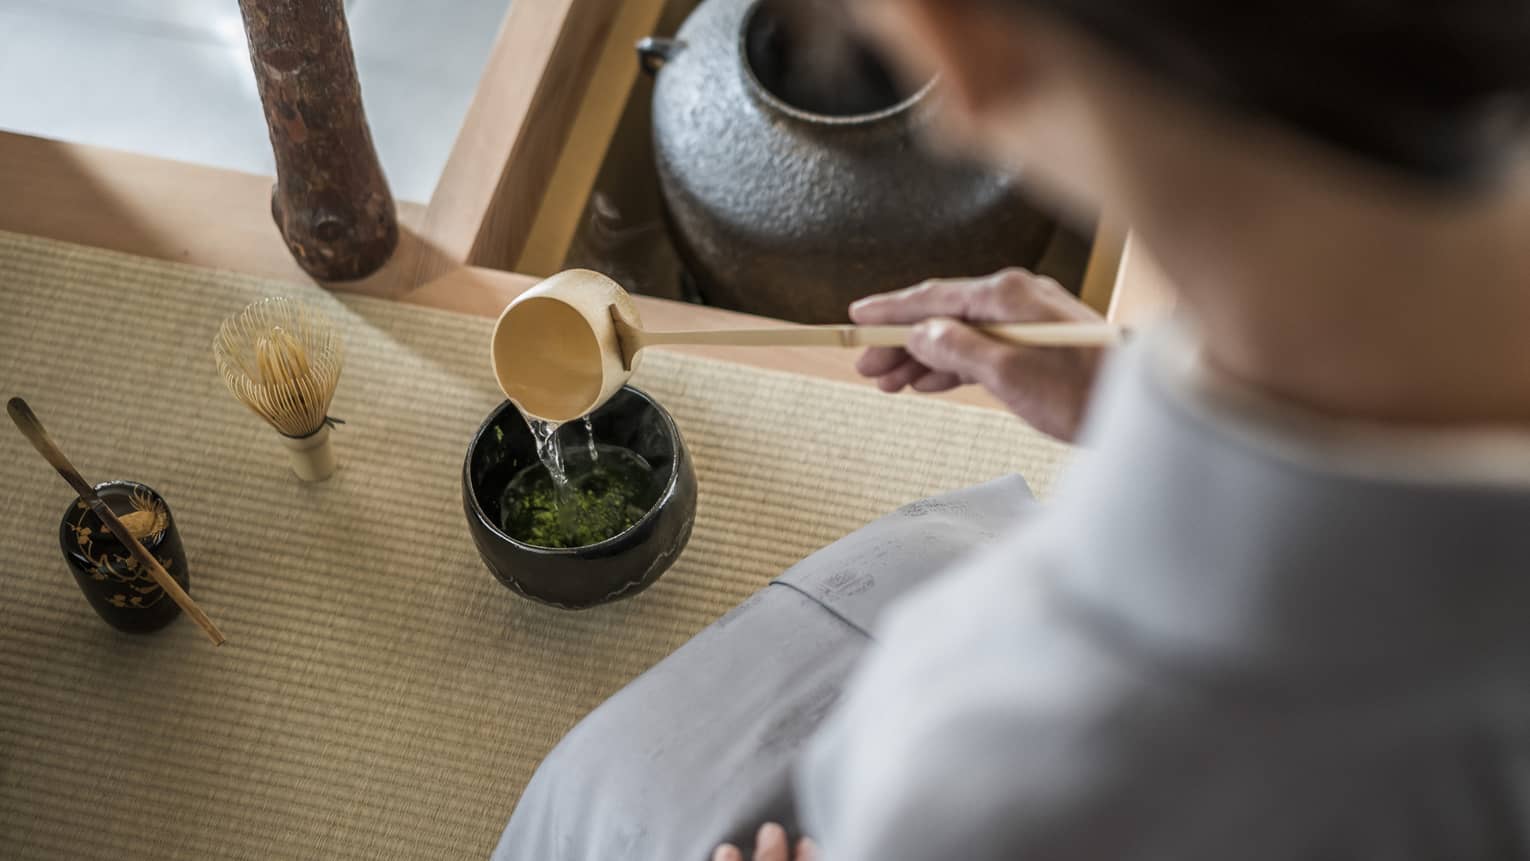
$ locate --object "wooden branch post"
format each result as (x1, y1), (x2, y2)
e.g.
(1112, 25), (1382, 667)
(239, 0), (397, 281)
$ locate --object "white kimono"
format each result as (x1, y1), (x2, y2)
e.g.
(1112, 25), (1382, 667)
(800, 322), (1530, 859)
(499, 323), (1530, 859)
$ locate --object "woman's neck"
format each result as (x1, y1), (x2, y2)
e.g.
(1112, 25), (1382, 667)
(1138, 161), (1530, 428)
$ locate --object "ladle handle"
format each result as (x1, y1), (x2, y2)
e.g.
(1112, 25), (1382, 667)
(636, 322), (1121, 350)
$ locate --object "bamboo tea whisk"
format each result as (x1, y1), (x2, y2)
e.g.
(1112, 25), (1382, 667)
(213, 297), (345, 481)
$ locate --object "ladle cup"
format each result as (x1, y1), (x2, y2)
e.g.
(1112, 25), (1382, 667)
(490, 269), (1121, 422)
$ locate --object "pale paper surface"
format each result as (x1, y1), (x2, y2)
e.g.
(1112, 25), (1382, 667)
(0, 231), (1070, 859)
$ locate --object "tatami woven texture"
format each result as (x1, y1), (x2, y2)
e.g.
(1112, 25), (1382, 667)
(0, 231), (1071, 859)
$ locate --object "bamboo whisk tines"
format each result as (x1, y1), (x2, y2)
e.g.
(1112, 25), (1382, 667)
(213, 297), (344, 481)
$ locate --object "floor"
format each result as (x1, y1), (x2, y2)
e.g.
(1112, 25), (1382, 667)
(0, 0), (511, 203)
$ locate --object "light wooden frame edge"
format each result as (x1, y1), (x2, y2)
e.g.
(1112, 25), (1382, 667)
(0, 0), (1169, 409)
(0, 1), (619, 296)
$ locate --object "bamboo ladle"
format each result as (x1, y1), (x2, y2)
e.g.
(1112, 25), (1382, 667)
(490, 269), (1120, 422)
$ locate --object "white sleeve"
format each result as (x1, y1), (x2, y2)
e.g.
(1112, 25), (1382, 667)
(795, 551), (1339, 861)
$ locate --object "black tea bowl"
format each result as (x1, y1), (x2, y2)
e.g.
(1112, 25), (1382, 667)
(463, 386), (698, 610)
(58, 479), (189, 633)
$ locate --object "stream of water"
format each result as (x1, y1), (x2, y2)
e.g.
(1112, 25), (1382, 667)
(499, 415), (654, 548)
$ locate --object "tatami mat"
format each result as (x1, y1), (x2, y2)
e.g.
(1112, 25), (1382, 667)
(0, 231), (1071, 858)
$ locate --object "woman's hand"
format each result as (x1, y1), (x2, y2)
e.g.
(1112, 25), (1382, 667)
(851, 268), (1108, 442)
(714, 823), (818, 861)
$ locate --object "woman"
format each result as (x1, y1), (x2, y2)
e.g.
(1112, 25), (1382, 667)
(503, 0), (1530, 858)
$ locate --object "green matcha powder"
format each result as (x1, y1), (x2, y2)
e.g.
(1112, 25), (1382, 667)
(499, 443), (655, 548)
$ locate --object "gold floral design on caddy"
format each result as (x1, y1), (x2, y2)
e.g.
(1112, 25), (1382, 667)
(70, 489), (173, 610)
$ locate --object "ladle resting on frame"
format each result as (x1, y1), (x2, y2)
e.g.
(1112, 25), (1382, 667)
(490, 269), (1120, 423)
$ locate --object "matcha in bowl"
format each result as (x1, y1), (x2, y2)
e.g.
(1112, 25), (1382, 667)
(462, 386), (697, 609)
(499, 441), (658, 549)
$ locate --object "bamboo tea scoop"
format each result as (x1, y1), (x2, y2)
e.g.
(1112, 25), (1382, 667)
(491, 269), (1121, 422)
(7, 398), (226, 646)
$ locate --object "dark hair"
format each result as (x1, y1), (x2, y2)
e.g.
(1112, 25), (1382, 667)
(1018, 0), (1530, 186)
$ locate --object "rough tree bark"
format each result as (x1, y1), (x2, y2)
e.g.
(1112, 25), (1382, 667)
(239, 0), (398, 281)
